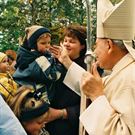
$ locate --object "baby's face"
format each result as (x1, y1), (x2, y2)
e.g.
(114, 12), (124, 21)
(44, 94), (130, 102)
(23, 119), (45, 135)
(0, 57), (10, 73)
(37, 35), (51, 53)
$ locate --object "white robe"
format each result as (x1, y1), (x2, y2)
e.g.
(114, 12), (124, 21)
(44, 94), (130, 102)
(63, 53), (135, 135)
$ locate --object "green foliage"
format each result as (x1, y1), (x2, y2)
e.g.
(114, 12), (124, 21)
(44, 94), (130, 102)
(0, 0), (29, 51)
(0, 0), (122, 51)
(0, 0), (87, 51)
(111, 0), (122, 4)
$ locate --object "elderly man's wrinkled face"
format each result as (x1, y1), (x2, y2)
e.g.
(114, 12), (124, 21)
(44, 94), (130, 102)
(94, 38), (111, 69)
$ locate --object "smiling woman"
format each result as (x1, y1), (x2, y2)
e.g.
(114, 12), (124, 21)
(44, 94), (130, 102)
(45, 24), (88, 135)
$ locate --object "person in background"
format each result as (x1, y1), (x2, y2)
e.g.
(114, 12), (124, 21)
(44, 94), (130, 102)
(5, 49), (17, 74)
(0, 52), (17, 103)
(46, 25), (103, 135)
(9, 85), (50, 135)
(54, 0), (135, 134)
(13, 25), (66, 103)
(0, 94), (27, 135)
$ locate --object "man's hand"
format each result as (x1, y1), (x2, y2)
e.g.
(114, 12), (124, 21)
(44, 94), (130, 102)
(80, 63), (104, 101)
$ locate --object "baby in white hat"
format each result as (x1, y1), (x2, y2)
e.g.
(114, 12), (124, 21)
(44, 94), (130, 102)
(13, 25), (66, 104)
(0, 52), (17, 103)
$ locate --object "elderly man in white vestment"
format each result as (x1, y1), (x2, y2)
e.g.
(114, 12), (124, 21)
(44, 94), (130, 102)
(51, 0), (135, 135)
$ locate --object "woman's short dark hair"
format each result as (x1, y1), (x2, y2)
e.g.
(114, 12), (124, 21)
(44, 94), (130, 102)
(63, 25), (87, 57)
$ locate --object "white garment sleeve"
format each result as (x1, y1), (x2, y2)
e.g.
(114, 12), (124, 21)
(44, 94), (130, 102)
(80, 96), (114, 135)
(63, 62), (86, 96)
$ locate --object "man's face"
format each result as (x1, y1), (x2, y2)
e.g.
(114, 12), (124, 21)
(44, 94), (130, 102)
(94, 38), (110, 69)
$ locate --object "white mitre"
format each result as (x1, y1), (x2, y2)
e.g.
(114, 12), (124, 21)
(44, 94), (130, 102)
(97, 0), (135, 58)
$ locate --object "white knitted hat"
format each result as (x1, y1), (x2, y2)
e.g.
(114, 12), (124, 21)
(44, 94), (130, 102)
(25, 25), (44, 39)
(0, 52), (7, 63)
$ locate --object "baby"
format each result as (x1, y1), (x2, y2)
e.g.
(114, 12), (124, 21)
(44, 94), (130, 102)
(13, 25), (66, 102)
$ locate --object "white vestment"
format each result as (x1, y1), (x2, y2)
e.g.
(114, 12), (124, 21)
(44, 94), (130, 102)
(64, 53), (135, 135)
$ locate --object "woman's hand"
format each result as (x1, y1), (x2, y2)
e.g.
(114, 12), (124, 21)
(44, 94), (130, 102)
(43, 108), (67, 123)
(50, 45), (73, 69)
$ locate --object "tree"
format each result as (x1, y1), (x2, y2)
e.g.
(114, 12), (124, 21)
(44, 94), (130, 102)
(0, 0), (87, 51)
(0, 0), (122, 51)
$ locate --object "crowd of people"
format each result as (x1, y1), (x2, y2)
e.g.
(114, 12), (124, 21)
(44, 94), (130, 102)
(0, 24), (89, 135)
(0, 0), (135, 135)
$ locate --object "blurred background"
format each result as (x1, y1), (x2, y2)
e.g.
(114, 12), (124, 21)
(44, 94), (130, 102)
(0, 0), (121, 51)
